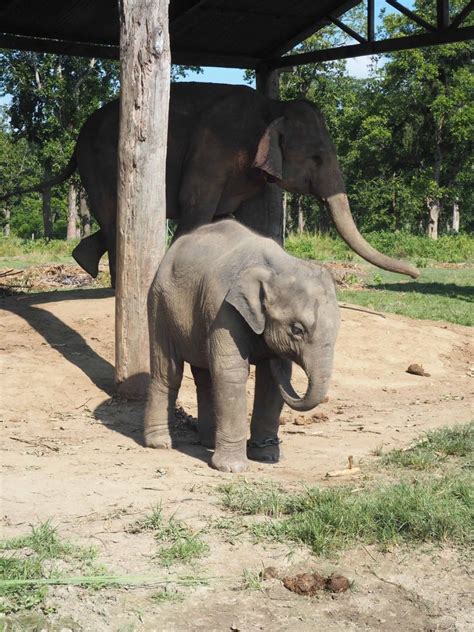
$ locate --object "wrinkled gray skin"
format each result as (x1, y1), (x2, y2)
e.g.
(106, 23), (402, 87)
(7, 82), (418, 284)
(145, 219), (340, 473)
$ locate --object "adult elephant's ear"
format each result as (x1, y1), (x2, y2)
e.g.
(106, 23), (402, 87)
(226, 266), (273, 334)
(253, 117), (284, 180)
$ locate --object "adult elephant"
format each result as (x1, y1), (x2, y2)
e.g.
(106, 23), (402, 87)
(7, 82), (419, 283)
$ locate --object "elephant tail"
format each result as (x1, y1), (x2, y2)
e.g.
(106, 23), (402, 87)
(0, 150), (77, 201)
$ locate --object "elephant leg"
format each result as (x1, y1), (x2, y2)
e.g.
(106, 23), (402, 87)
(104, 219), (117, 288)
(247, 359), (290, 463)
(144, 332), (183, 449)
(210, 363), (250, 473)
(72, 230), (107, 278)
(191, 366), (216, 448)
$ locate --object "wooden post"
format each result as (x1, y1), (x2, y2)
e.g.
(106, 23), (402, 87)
(236, 67), (284, 245)
(115, 0), (171, 399)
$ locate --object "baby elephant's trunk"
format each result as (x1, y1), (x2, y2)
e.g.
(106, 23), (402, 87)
(270, 355), (332, 412)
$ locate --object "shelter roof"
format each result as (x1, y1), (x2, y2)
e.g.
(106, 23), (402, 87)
(0, 0), (473, 68)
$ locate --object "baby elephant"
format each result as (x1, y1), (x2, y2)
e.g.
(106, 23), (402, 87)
(145, 220), (340, 473)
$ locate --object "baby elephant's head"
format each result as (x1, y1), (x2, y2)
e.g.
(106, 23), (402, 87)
(226, 263), (340, 411)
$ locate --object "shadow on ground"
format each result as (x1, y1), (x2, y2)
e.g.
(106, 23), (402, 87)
(367, 282), (473, 302)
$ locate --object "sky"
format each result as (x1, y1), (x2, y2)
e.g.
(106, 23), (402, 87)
(178, 54), (374, 86)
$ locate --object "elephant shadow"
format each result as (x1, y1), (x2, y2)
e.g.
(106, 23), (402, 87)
(1, 287), (224, 466)
(368, 281), (473, 303)
(93, 388), (212, 464)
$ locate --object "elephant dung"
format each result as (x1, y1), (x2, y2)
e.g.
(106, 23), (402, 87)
(282, 571), (351, 596)
(406, 363), (431, 377)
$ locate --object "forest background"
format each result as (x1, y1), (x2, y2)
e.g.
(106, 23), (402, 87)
(0, 0), (472, 242)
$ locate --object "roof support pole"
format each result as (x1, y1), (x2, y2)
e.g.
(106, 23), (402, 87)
(235, 67), (284, 245)
(115, 0), (171, 398)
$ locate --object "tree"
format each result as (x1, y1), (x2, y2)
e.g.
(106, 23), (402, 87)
(376, 0), (473, 237)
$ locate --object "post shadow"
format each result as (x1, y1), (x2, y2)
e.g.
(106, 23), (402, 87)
(1, 288), (214, 465)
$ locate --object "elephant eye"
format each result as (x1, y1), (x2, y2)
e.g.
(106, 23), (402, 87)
(312, 154), (322, 165)
(290, 322), (305, 338)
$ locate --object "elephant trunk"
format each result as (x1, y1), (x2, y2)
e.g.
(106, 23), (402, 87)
(270, 356), (331, 413)
(326, 192), (419, 278)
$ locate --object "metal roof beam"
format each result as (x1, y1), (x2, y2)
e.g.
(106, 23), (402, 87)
(266, 25), (474, 69)
(450, 0), (474, 28)
(385, 0), (436, 32)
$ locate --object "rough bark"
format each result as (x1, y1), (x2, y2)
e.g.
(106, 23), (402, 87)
(452, 198), (460, 233)
(67, 181), (79, 240)
(2, 207), (10, 236)
(427, 197), (440, 240)
(236, 67), (284, 245)
(115, 0), (171, 399)
(427, 117), (444, 240)
(42, 179), (53, 240)
(297, 196), (305, 234)
(78, 189), (91, 237)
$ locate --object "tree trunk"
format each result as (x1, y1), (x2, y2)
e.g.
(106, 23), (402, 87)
(426, 197), (440, 240)
(67, 181), (79, 240)
(42, 185), (53, 240)
(115, 0), (171, 399)
(452, 198), (460, 233)
(297, 196), (305, 234)
(78, 189), (91, 237)
(427, 118), (444, 240)
(2, 207), (10, 236)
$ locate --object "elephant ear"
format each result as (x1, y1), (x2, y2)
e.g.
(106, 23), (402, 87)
(253, 117), (284, 180)
(226, 266), (273, 335)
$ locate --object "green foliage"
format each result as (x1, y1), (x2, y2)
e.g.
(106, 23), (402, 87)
(219, 423), (474, 555)
(285, 231), (474, 263)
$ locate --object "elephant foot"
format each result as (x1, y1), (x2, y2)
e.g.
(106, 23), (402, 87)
(211, 449), (249, 473)
(247, 437), (281, 463)
(144, 430), (172, 449)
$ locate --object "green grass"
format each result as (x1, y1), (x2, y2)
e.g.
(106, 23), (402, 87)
(285, 232), (474, 264)
(241, 568), (264, 591)
(0, 237), (78, 269)
(338, 266), (474, 326)
(218, 424), (473, 556)
(383, 422), (474, 470)
(0, 522), (102, 614)
(129, 506), (209, 567)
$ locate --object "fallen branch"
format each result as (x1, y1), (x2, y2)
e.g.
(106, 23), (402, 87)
(339, 303), (386, 318)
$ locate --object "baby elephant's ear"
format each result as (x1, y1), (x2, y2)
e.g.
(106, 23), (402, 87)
(226, 266), (273, 334)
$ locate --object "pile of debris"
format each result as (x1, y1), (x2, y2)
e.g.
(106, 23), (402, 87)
(323, 261), (366, 289)
(0, 264), (109, 296)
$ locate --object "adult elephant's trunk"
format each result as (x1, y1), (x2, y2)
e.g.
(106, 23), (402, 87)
(270, 357), (331, 412)
(326, 192), (419, 278)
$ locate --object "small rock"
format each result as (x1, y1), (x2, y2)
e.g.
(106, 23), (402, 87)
(326, 573), (350, 593)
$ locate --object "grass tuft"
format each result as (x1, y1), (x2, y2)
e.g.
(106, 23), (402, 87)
(129, 506), (209, 567)
(0, 522), (101, 614)
(383, 422), (473, 470)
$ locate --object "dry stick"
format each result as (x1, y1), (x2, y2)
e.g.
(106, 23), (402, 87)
(0, 269), (22, 278)
(339, 303), (386, 318)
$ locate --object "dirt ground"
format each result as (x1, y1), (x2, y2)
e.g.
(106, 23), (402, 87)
(1, 285), (473, 631)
